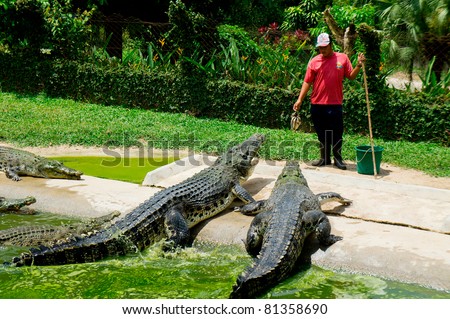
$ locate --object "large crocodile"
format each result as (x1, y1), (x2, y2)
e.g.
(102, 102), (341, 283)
(0, 211), (120, 246)
(10, 133), (265, 266)
(0, 196), (36, 214)
(230, 161), (350, 298)
(0, 146), (83, 181)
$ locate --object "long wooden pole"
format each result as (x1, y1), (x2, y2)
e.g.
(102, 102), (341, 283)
(361, 62), (378, 177)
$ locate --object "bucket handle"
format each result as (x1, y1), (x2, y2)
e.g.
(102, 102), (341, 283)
(356, 148), (374, 163)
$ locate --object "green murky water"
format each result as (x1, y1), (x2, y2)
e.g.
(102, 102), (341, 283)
(1, 157), (449, 299)
(52, 156), (178, 184)
(0, 230), (449, 299)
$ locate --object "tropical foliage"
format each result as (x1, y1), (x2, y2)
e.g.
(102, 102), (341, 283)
(378, 0), (450, 78)
(0, 0), (95, 59)
(281, 0), (323, 31)
(0, 0), (448, 145)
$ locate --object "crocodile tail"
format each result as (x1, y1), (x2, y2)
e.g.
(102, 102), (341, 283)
(0, 225), (61, 246)
(230, 243), (299, 298)
(12, 231), (133, 266)
(229, 272), (267, 299)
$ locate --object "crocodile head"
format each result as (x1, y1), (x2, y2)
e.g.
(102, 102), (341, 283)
(275, 160), (308, 187)
(0, 196), (36, 212)
(35, 158), (83, 180)
(215, 133), (265, 181)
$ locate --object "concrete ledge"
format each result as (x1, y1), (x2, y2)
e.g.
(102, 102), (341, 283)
(0, 175), (155, 218)
(142, 155), (216, 188)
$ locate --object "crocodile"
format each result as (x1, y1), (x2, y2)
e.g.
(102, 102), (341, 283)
(0, 196), (36, 214)
(0, 211), (120, 246)
(230, 161), (350, 298)
(10, 133), (265, 266)
(0, 146), (83, 181)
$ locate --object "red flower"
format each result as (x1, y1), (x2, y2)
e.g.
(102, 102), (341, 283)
(269, 22), (279, 30)
(258, 26), (268, 34)
(294, 29), (309, 41)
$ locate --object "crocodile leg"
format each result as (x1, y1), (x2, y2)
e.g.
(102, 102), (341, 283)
(302, 210), (343, 246)
(232, 184), (255, 204)
(235, 200), (267, 216)
(164, 204), (190, 249)
(245, 210), (271, 257)
(5, 167), (21, 181)
(316, 192), (352, 206)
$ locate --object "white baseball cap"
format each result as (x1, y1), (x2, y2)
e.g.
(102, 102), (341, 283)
(316, 33), (331, 47)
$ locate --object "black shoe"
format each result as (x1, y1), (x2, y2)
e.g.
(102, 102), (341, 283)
(312, 144), (331, 166)
(332, 141), (346, 170)
(311, 158), (331, 166)
(333, 158), (347, 170)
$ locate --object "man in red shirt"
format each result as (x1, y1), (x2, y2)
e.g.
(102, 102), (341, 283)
(293, 33), (365, 170)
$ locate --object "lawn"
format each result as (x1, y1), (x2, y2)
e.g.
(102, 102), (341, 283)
(0, 92), (448, 177)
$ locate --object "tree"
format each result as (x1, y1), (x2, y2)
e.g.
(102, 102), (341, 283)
(281, 0), (324, 31)
(0, 0), (95, 59)
(378, 0), (450, 80)
(323, 8), (357, 56)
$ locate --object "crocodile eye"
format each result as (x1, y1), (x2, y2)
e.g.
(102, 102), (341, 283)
(242, 154), (248, 160)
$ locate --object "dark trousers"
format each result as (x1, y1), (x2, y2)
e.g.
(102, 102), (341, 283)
(310, 104), (344, 160)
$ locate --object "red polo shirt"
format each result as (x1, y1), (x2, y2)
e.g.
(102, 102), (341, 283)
(304, 52), (353, 105)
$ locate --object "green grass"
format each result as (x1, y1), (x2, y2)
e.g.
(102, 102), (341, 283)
(0, 92), (448, 177)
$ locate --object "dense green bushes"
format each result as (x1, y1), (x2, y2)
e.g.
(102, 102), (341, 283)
(0, 0), (447, 150)
(344, 83), (449, 144)
(0, 52), (448, 145)
(0, 53), (295, 128)
(0, 0), (95, 60)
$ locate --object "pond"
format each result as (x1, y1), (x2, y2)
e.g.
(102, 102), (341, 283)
(50, 156), (178, 184)
(0, 156), (449, 299)
(1, 228), (448, 299)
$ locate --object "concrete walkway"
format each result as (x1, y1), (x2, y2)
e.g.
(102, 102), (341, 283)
(1, 155), (449, 292)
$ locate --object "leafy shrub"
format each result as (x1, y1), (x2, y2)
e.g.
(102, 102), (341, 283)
(329, 4), (377, 29)
(0, 51), (53, 93)
(225, 0), (285, 28)
(215, 23), (311, 90)
(167, 0), (219, 74)
(217, 24), (260, 58)
(41, 0), (95, 60)
(420, 57), (450, 98)
(344, 81), (449, 145)
(357, 23), (383, 93)
(281, 0), (322, 31)
(0, 50), (447, 145)
(0, 0), (95, 59)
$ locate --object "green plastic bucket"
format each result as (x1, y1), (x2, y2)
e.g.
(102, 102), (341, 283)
(355, 145), (384, 175)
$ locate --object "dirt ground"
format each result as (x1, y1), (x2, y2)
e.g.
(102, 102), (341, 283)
(386, 71), (423, 91)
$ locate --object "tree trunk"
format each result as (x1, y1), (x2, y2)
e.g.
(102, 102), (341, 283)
(323, 9), (356, 57)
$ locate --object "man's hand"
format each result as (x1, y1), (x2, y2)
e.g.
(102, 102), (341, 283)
(294, 81), (312, 111)
(358, 53), (366, 65)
